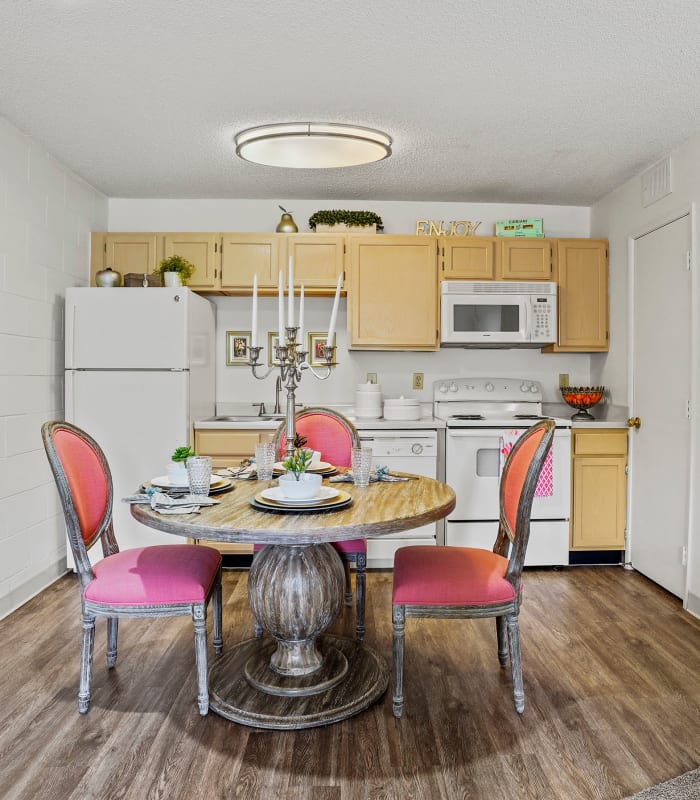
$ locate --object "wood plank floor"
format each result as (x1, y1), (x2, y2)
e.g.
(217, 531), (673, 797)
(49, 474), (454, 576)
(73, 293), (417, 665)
(0, 567), (698, 800)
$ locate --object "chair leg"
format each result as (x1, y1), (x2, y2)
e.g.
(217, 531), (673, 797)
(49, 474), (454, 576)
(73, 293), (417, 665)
(79, 612), (96, 714)
(106, 617), (118, 668)
(342, 558), (353, 606)
(392, 604), (406, 718)
(506, 612), (524, 714)
(192, 604), (209, 716)
(496, 616), (508, 668)
(354, 552), (366, 641)
(212, 570), (223, 656)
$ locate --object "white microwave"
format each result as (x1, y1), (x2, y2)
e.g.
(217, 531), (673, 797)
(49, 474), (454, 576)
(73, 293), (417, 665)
(440, 281), (557, 347)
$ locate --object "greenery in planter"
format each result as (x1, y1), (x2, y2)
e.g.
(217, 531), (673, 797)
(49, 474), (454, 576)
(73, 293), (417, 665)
(158, 255), (195, 284)
(281, 433), (313, 481)
(171, 445), (195, 463)
(308, 210), (384, 231)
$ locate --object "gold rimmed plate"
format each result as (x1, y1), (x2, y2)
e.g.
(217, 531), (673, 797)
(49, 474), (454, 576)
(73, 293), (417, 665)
(273, 462), (337, 476)
(249, 489), (352, 514)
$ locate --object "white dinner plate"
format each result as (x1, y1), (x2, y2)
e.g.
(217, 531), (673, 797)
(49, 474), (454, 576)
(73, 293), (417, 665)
(273, 461), (333, 473)
(151, 474), (223, 489)
(260, 486), (340, 506)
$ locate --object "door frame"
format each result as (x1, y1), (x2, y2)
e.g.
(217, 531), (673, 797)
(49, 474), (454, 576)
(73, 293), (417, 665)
(626, 202), (696, 607)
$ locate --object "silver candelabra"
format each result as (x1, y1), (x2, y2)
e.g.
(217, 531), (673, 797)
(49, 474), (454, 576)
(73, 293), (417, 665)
(247, 327), (336, 458)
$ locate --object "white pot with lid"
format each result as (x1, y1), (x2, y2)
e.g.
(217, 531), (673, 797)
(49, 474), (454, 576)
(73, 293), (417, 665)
(354, 382), (383, 419)
(383, 396), (421, 421)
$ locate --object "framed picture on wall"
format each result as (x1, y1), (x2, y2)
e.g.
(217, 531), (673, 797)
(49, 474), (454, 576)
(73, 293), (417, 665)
(226, 331), (251, 366)
(308, 332), (335, 367)
(268, 332), (281, 366)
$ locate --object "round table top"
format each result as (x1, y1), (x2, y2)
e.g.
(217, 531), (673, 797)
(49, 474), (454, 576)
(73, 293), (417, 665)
(131, 474), (456, 545)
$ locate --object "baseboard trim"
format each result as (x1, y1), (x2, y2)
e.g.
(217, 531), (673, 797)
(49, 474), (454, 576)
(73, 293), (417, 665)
(686, 590), (700, 620)
(0, 559), (69, 621)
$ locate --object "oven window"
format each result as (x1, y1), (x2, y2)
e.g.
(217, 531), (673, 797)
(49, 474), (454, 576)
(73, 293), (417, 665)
(453, 303), (520, 333)
(476, 448), (499, 477)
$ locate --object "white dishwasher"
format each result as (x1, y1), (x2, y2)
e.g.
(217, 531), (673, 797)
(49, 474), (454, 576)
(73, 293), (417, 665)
(358, 430), (439, 568)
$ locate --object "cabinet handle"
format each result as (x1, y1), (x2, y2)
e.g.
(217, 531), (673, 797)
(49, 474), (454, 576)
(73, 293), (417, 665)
(627, 417), (641, 429)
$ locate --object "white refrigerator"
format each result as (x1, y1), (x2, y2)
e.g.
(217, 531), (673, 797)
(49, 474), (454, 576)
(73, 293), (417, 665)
(64, 287), (216, 563)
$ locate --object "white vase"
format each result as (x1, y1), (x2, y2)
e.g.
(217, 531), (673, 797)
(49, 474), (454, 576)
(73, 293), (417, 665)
(163, 271), (182, 287)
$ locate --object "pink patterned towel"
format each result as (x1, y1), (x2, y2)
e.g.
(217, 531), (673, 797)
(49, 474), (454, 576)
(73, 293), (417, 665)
(499, 429), (553, 497)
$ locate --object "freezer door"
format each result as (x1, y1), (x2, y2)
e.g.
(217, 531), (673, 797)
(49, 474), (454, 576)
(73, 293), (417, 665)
(66, 287), (202, 369)
(65, 369), (191, 565)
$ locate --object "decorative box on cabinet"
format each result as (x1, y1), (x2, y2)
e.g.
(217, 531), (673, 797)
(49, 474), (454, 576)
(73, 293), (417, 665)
(193, 428), (275, 554)
(347, 235), (439, 350)
(571, 429), (627, 550)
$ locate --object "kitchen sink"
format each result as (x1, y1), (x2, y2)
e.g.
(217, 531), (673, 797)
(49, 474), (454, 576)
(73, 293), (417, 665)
(204, 415), (285, 423)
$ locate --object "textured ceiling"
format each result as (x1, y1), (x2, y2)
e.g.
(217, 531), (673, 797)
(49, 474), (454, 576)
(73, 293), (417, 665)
(1, 0), (699, 205)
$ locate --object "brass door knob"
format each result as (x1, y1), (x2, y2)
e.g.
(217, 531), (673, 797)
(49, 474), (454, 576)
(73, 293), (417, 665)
(627, 417), (641, 429)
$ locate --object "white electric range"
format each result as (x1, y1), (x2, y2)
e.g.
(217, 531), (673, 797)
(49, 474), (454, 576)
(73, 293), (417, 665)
(433, 377), (572, 566)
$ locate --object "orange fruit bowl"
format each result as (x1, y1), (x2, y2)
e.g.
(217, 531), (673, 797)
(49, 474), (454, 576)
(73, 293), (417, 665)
(560, 386), (605, 420)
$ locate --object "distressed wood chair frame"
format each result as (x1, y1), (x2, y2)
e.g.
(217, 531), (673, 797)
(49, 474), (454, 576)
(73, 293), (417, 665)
(260, 406), (367, 640)
(42, 421), (223, 716)
(392, 419), (556, 717)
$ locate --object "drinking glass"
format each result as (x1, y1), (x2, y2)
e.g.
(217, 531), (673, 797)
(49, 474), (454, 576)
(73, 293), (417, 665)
(255, 442), (275, 480)
(351, 446), (372, 488)
(186, 456), (212, 496)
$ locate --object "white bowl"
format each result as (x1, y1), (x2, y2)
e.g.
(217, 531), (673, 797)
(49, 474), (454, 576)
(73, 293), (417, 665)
(278, 471), (323, 500)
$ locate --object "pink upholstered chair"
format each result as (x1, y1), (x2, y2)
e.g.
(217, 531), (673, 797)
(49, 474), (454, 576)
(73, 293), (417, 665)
(254, 407), (367, 640)
(42, 421), (223, 716)
(391, 420), (555, 718)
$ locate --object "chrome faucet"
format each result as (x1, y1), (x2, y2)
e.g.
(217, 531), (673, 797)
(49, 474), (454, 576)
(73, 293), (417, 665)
(273, 376), (283, 415)
(251, 401), (266, 416)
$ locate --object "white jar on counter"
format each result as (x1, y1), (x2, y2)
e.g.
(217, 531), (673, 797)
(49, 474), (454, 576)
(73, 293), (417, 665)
(354, 382), (383, 419)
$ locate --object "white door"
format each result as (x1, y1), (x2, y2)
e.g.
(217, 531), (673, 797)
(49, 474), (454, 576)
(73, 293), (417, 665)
(630, 214), (691, 597)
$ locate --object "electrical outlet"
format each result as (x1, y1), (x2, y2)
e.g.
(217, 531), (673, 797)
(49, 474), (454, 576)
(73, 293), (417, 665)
(366, 372), (377, 384)
(559, 373), (570, 388)
(413, 373), (424, 390)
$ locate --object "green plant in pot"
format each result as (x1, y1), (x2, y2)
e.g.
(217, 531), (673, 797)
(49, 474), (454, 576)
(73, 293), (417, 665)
(167, 445), (194, 484)
(158, 254), (196, 287)
(279, 433), (322, 499)
(308, 210), (384, 231)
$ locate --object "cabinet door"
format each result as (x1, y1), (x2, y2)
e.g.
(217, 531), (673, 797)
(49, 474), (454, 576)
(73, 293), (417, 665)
(553, 239), (608, 351)
(163, 233), (220, 290)
(220, 234), (281, 289)
(348, 235), (439, 350)
(500, 238), (555, 279)
(93, 233), (160, 285)
(440, 237), (498, 280)
(571, 455), (627, 549)
(284, 234), (345, 291)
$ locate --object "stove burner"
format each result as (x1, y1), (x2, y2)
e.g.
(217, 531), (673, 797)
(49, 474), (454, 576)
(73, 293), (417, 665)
(451, 414), (485, 421)
(513, 414), (546, 420)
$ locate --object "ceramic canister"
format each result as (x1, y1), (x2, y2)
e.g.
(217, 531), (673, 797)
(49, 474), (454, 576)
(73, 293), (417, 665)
(354, 382), (383, 418)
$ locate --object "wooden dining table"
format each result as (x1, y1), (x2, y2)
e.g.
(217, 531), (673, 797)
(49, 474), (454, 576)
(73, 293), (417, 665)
(131, 473), (455, 729)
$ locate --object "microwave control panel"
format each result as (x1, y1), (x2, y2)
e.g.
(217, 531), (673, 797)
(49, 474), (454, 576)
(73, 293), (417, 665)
(531, 296), (556, 341)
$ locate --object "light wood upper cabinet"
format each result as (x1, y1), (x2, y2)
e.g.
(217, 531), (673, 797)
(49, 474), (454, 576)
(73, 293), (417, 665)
(220, 234), (282, 290)
(571, 429), (627, 550)
(284, 234), (345, 291)
(500, 238), (555, 280)
(347, 235), (439, 350)
(546, 238), (609, 352)
(440, 237), (498, 280)
(163, 233), (219, 290)
(91, 233), (160, 285)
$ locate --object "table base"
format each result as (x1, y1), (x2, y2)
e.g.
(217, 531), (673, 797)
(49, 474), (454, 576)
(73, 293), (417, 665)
(209, 635), (388, 729)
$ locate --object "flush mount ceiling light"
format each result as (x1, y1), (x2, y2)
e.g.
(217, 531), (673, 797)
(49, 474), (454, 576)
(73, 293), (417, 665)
(234, 123), (392, 168)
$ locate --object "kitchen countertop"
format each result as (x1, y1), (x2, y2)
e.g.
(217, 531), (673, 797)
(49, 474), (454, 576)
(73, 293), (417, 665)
(542, 403), (630, 429)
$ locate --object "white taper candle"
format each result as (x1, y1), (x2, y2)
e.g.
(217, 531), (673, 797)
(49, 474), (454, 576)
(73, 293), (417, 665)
(287, 256), (294, 328)
(327, 274), (342, 348)
(277, 270), (285, 342)
(251, 273), (258, 348)
(298, 283), (305, 351)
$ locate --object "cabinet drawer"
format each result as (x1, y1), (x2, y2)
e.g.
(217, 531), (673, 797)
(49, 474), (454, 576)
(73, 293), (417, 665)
(195, 429), (275, 458)
(573, 429), (627, 456)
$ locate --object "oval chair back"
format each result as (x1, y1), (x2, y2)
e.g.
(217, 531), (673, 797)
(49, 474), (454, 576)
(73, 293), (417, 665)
(273, 406), (360, 464)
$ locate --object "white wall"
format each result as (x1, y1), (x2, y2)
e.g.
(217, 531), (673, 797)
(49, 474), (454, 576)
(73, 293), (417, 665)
(591, 132), (700, 615)
(0, 115), (107, 618)
(109, 198), (595, 406)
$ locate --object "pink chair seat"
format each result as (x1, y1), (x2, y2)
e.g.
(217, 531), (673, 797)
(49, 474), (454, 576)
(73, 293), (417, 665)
(84, 545), (222, 606)
(332, 538), (366, 555)
(392, 546), (517, 606)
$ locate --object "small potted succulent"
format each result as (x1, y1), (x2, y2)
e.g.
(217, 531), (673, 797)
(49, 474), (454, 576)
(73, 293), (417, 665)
(158, 254), (196, 287)
(278, 433), (322, 499)
(167, 445), (194, 485)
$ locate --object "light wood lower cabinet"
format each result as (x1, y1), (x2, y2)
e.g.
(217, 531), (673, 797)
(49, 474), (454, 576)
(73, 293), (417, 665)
(194, 428), (275, 555)
(571, 429), (627, 550)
